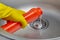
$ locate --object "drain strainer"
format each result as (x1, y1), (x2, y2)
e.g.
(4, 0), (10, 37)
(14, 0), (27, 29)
(30, 17), (49, 30)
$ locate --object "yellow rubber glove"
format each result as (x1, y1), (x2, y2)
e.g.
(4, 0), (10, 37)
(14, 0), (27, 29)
(0, 3), (27, 28)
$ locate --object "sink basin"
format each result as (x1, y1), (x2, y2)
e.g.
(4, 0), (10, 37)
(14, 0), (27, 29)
(0, 0), (60, 40)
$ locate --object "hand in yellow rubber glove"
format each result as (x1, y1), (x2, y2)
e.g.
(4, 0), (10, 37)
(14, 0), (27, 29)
(0, 3), (27, 28)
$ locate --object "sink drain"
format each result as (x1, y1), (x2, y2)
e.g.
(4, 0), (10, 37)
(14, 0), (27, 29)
(30, 17), (49, 30)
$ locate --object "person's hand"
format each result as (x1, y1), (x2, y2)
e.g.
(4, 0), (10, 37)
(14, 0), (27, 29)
(0, 3), (27, 28)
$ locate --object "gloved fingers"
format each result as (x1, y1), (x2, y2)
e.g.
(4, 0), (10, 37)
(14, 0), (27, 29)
(11, 9), (27, 28)
(0, 3), (12, 18)
(0, 3), (28, 28)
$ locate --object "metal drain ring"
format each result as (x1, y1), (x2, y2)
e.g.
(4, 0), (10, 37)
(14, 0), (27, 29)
(30, 17), (49, 30)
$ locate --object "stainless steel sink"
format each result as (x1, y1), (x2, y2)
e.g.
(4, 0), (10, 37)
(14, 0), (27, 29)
(0, 0), (60, 40)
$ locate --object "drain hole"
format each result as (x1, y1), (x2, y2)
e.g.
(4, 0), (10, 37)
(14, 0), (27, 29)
(30, 17), (49, 30)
